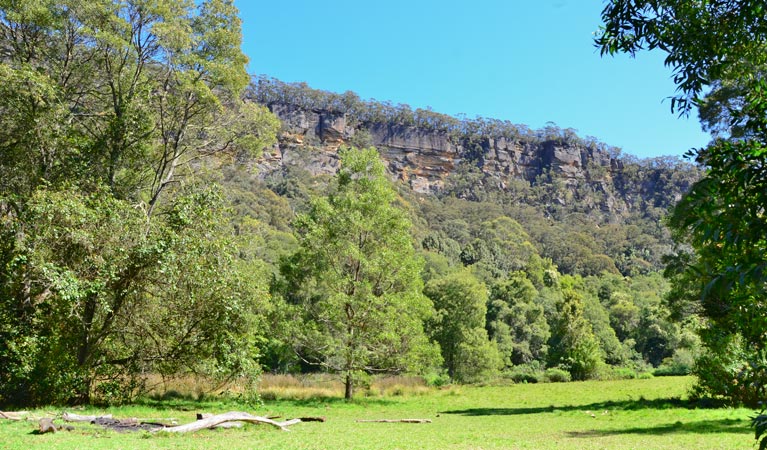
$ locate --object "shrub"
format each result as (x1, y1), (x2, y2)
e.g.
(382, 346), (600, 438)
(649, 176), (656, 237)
(506, 365), (542, 384)
(544, 368), (571, 383)
(611, 367), (638, 380)
(424, 372), (451, 387)
(691, 342), (767, 406)
(654, 348), (695, 377)
(653, 365), (690, 377)
(752, 410), (767, 450)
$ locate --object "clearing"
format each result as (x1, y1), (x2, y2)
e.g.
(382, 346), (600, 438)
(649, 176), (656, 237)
(0, 376), (752, 449)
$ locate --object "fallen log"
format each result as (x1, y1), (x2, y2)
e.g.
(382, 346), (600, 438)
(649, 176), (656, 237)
(62, 412), (113, 423)
(0, 411), (27, 421)
(356, 419), (432, 423)
(196, 413), (243, 429)
(212, 421), (244, 429)
(157, 412), (302, 433)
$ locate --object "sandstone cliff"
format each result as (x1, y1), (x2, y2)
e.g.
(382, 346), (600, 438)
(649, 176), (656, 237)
(253, 101), (695, 218)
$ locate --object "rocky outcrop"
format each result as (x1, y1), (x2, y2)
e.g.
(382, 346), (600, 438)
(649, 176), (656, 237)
(368, 123), (462, 191)
(254, 102), (690, 217)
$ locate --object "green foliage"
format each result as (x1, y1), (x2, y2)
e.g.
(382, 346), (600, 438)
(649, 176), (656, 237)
(0, 0), (278, 406)
(487, 272), (550, 367)
(544, 367), (572, 383)
(425, 270), (500, 382)
(452, 328), (503, 384)
(548, 286), (603, 381)
(698, 77), (754, 140)
(596, 0), (767, 115)
(690, 336), (767, 407)
(507, 364), (542, 384)
(423, 371), (451, 387)
(598, 0), (767, 406)
(281, 147), (440, 399)
(669, 134), (767, 401)
(579, 289), (625, 365)
(670, 136), (767, 337)
(0, 0), (277, 205)
(0, 185), (267, 406)
(753, 410), (767, 450)
(608, 367), (639, 380)
(608, 293), (641, 342)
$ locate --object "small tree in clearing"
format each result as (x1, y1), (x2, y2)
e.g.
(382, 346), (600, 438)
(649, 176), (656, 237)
(282, 147), (439, 399)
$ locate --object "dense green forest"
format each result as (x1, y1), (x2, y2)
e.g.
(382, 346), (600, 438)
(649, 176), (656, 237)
(223, 138), (701, 399)
(1, 0), (765, 411)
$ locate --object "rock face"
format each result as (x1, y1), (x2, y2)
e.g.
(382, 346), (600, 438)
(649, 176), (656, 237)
(255, 102), (685, 216)
(369, 123), (462, 192)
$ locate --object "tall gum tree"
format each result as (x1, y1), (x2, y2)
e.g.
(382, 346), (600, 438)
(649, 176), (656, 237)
(281, 147), (440, 400)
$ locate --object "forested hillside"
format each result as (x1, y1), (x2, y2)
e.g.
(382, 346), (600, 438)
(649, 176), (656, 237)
(240, 77), (701, 278)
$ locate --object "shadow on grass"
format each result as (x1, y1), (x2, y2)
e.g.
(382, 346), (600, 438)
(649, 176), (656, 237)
(441, 396), (728, 416)
(566, 418), (749, 437)
(268, 396), (399, 407)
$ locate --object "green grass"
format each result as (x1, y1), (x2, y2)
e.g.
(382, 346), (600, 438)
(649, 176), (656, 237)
(0, 376), (754, 449)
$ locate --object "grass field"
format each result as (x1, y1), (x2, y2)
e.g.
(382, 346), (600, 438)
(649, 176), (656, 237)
(0, 376), (754, 449)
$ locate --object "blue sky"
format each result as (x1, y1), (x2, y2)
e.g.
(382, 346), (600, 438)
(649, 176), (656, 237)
(237, 0), (711, 159)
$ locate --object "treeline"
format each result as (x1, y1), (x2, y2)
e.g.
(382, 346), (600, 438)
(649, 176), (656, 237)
(251, 76), (696, 173)
(251, 77), (701, 275)
(431, 162), (698, 277)
(251, 77), (701, 276)
(251, 76), (619, 153)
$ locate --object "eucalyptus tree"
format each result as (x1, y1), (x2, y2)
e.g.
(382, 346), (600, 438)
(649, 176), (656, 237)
(281, 147), (439, 399)
(548, 284), (602, 380)
(487, 272), (549, 368)
(425, 270), (501, 382)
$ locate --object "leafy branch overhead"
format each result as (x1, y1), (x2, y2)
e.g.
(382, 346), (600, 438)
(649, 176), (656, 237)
(596, 1), (767, 115)
(599, 0), (767, 408)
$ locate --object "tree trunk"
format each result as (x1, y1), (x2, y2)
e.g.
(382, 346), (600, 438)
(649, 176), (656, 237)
(345, 373), (353, 400)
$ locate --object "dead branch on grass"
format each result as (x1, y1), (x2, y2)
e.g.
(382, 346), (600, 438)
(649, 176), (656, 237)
(0, 411), (27, 421)
(157, 412), (302, 433)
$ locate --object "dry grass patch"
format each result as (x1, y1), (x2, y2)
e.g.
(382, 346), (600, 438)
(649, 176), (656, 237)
(258, 374), (342, 401)
(365, 375), (431, 397)
(141, 373), (253, 401)
(258, 374), (432, 400)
